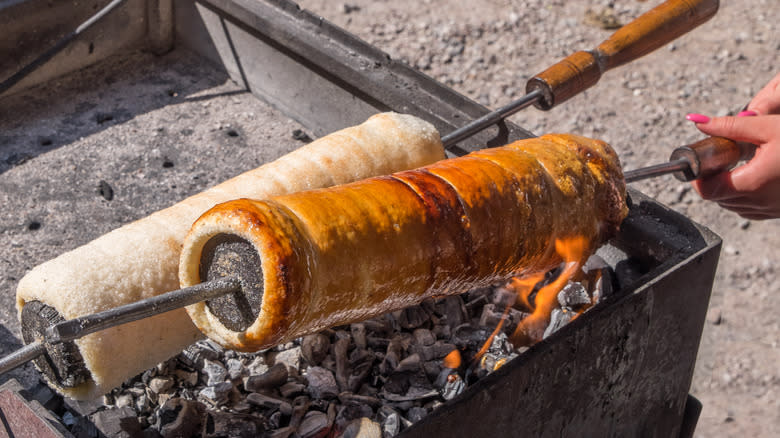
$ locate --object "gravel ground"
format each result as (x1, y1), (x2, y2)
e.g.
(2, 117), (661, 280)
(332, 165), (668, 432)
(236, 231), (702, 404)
(295, 0), (779, 436)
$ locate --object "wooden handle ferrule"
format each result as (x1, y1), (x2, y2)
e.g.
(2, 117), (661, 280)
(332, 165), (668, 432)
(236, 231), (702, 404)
(670, 136), (747, 181)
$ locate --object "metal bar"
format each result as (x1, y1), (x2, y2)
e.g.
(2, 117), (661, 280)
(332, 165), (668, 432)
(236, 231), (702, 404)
(0, 0), (129, 95)
(440, 89), (543, 148)
(0, 341), (45, 375)
(624, 158), (690, 183)
(45, 277), (241, 343)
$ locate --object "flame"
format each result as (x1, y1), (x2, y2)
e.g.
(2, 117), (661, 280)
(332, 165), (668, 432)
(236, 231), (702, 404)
(472, 306), (512, 364)
(443, 348), (462, 369)
(510, 272), (546, 313)
(510, 236), (589, 347)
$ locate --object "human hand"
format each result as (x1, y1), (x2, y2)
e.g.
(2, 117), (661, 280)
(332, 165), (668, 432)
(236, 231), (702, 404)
(684, 111), (780, 219)
(744, 71), (780, 116)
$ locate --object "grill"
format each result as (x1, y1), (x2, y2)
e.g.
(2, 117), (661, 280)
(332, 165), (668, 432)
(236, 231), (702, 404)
(0, 0), (719, 436)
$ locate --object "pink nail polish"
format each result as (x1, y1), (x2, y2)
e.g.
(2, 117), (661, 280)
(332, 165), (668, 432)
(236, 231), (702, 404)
(737, 110), (758, 117)
(686, 113), (711, 123)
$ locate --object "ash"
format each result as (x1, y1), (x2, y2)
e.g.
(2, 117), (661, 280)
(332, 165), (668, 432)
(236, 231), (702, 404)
(66, 257), (612, 438)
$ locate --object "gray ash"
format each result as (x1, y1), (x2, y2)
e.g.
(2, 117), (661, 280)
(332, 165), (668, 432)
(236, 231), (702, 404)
(55, 256), (614, 437)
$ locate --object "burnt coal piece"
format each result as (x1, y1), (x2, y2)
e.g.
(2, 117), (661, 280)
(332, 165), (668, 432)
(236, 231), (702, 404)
(41, 257), (610, 438)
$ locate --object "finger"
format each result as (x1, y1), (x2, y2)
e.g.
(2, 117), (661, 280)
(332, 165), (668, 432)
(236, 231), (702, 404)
(715, 196), (760, 209)
(747, 72), (780, 115)
(737, 212), (774, 221)
(692, 172), (736, 201)
(692, 115), (778, 145)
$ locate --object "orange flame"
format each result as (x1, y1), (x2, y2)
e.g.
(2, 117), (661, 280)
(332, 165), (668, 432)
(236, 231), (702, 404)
(443, 349), (462, 369)
(510, 236), (589, 347)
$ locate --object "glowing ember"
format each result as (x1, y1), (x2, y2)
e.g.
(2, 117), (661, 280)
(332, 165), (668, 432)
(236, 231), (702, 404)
(510, 236), (590, 347)
(443, 349), (461, 369)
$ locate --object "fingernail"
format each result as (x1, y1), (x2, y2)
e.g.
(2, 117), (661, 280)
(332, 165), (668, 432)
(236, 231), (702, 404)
(686, 113), (711, 123)
(737, 110), (758, 117)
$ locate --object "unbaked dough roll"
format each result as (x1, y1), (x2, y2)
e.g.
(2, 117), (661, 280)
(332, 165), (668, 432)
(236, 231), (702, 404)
(179, 134), (627, 352)
(16, 112), (445, 400)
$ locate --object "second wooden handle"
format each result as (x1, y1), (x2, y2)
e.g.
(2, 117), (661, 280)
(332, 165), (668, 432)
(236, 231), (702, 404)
(526, 0), (720, 110)
(670, 136), (755, 182)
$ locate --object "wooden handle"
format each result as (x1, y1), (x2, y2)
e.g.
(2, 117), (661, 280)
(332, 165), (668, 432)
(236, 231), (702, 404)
(526, 0), (719, 110)
(669, 136), (755, 181)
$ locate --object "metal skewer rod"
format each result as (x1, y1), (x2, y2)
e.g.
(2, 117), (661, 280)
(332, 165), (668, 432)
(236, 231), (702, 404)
(441, 89), (543, 149)
(623, 158), (690, 183)
(45, 277), (241, 344)
(0, 341), (46, 375)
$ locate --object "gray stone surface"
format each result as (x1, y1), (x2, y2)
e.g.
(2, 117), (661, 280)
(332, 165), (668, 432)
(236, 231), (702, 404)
(0, 48), (307, 387)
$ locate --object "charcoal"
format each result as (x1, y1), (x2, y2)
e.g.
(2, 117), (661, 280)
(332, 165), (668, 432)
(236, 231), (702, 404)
(232, 401), (252, 413)
(488, 332), (513, 355)
(491, 285), (517, 307)
(422, 360), (442, 381)
(431, 323), (451, 340)
(175, 369), (198, 387)
(440, 373), (465, 401)
(437, 295), (468, 326)
(348, 354), (375, 393)
(274, 346), (303, 371)
(202, 359), (228, 385)
(452, 325), (490, 350)
(280, 381), (307, 398)
(543, 307), (575, 339)
(558, 282), (591, 309)
(302, 333), (331, 366)
(380, 335), (411, 374)
(90, 406), (143, 438)
(142, 368), (156, 385)
(157, 392), (175, 407)
(415, 341), (457, 361)
(307, 366), (339, 399)
(362, 317), (392, 335)
(334, 337), (351, 392)
(199, 382), (233, 406)
(478, 353), (509, 373)
(338, 393), (383, 409)
(378, 406), (401, 437)
(157, 398), (206, 438)
(244, 363), (289, 392)
(396, 305), (430, 329)
(478, 303), (505, 327)
(136, 394), (152, 414)
(179, 343), (220, 369)
(289, 396), (311, 430)
(29, 383), (62, 412)
(149, 376), (175, 394)
(62, 411), (78, 427)
(202, 411), (268, 438)
(412, 328), (435, 346)
(406, 406), (427, 423)
(340, 418), (382, 438)
(299, 411), (330, 438)
(115, 393), (134, 409)
(395, 353), (421, 373)
(351, 323), (368, 349)
(246, 356), (269, 376)
(366, 336), (391, 349)
(246, 393), (293, 415)
(336, 407), (376, 433)
(382, 372), (437, 401)
(463, 294), (488, 314)
(226, 358), (245, 380)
